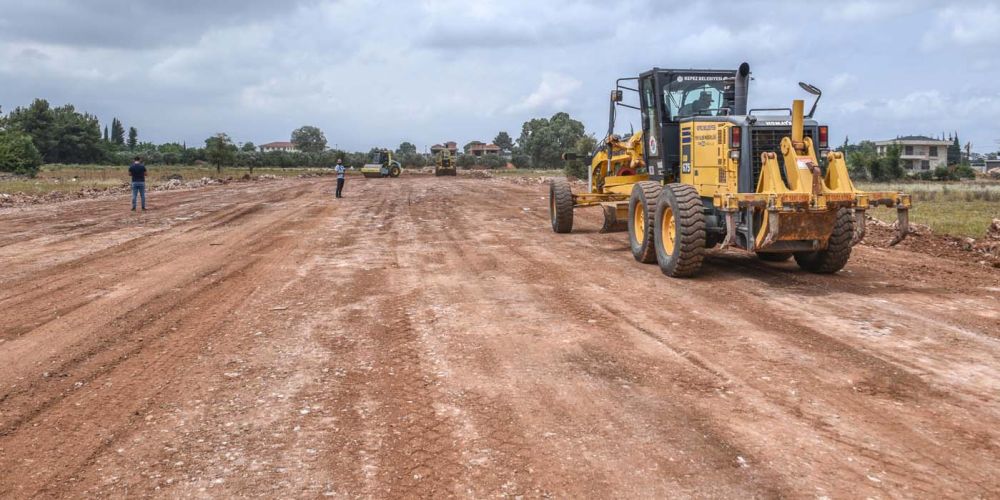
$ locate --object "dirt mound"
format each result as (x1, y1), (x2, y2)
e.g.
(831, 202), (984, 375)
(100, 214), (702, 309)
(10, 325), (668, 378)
(863, 215), (1000, 267)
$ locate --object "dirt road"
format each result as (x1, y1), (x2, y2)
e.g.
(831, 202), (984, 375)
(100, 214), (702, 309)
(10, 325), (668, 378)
(1, 176), (997, 498)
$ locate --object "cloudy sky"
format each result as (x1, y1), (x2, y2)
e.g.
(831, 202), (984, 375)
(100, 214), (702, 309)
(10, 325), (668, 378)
(1, 0), (997, 152)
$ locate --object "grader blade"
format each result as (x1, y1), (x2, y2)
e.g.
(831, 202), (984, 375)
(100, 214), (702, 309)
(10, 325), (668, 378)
(600, 202), (629, 233)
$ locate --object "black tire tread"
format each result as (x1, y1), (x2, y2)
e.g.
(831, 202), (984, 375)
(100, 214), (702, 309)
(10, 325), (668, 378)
(794, 208), (854, 273)
(658, 183), (706, 277)
(550, 178), (574, 233)
(629, 181), (663, 263)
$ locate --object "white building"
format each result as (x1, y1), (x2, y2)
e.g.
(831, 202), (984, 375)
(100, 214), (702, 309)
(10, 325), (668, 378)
(259, 141), (298, 153)
(874, 136), (951, 172)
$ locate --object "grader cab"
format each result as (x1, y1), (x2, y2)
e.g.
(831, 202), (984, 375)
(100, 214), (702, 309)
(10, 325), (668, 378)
(549, 62), (911, 277)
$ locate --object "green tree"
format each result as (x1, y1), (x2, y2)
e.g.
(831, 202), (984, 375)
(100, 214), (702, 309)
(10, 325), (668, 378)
(845, 140), (877, 180)
(236, 150), (263, 175)
(947, 133), (961, 166)
(111, 118), (125, 146)
(0, 130), (43, 176)
(493, 131), (514, 152)
(564, 134), (597, 178)
(47, 105), (104, 164)
(396, 141), (417, 155)
(127, 126), (138, 151)
(517, 112), (586, 168)
(291, 125), (327, 153)
(205, 133), (237, 174)
(103, 125), (109, 142)
(241, 141), (256, 152)
(4, 99), (57, 160)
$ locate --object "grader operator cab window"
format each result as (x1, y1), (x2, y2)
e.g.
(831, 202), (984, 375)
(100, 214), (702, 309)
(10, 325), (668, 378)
(664, 80), (728, 118)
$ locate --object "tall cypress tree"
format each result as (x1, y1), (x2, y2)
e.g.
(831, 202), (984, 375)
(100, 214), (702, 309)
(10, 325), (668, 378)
(111, 118), (125, 146)
(103, 125), (109, 142)
(948, 132), (961, 166)
(127, 126), (138, 151)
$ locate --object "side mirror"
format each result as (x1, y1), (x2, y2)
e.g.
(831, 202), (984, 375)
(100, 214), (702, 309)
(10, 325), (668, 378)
(798, 82), (821, 96)
(611, 90), (623, 103)
(798, 82), (822, 118)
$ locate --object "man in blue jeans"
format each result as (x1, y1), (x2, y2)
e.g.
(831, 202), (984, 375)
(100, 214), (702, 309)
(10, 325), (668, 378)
(129, 157), (147, 211)
(335, 158), (346, 198)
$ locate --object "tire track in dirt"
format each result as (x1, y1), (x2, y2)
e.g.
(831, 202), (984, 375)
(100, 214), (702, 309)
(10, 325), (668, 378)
(454, 179), (999, 496)
(0, 176), (996, 498)
(0, 187), (331, 497)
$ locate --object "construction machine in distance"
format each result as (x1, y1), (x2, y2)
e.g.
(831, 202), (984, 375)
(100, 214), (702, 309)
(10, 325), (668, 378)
(361, 149), (402, 178)
(435, 149), (457, 176)
(550, 62), (911, 277)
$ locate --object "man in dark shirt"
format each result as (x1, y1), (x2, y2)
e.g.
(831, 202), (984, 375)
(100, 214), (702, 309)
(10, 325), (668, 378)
(128, 157), (147, 211)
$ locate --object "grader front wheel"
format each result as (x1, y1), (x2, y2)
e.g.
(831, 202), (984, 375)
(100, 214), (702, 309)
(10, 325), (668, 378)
(549, 178), (574, 233)
(628, 181), (662, 263)
(653, 184), (706, 278)
(794, 208), (854, 273)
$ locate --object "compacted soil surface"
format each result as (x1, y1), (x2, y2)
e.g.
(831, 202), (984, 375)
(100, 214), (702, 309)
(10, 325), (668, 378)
(0, 176), (997, 498)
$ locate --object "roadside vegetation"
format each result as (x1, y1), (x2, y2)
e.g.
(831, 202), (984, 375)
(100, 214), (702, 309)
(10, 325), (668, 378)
(861, 180), (1000, 238)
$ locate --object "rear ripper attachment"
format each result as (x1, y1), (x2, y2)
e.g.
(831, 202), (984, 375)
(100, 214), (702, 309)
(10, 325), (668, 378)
(716, 98), (911, 260)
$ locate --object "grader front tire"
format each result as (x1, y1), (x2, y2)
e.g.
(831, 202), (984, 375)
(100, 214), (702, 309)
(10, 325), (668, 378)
(653, 183), (706, 278)
(549, 178), (574, 234)
(628, 181), (662, 263)
(794, 208), (854, 274)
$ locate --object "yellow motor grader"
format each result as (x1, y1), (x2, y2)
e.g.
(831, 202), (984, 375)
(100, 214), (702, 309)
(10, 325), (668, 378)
(550, 63), (911, 277)
(435, 149), (457, 176)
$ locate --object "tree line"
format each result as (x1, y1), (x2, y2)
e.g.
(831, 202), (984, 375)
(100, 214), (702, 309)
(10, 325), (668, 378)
(0, 97), (600, 177)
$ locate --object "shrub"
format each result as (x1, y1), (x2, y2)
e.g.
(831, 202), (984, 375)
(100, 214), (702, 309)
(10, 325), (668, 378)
(457, 154), (476, 168)
(564, 159), (588, 179)
(0, 130), (43, 176)
(511, 153), (531, 169)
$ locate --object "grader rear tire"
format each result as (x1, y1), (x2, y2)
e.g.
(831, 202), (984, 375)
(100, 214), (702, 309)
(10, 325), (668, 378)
(628, 181), (662, 263)
(653, 183), (706, 277)
(549, 178), (574, 233)
(794, 208), (854, 273)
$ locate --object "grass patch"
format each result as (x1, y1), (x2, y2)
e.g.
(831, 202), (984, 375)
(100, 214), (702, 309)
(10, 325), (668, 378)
(1, 164), (333, 195)
(859, 181), (1000, 238)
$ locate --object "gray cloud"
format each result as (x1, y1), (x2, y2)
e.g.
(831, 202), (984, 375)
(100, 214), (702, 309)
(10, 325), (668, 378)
(0, 0), (317, 49)
(0, 0), (998, 153)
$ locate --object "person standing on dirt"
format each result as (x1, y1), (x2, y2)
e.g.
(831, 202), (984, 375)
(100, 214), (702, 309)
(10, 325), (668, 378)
(129, 156), (147, 211)
(335, 158), (346, 198)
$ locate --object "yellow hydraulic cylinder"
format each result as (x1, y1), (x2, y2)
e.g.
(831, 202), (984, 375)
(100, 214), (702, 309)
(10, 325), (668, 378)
(791, 99), (804, 146)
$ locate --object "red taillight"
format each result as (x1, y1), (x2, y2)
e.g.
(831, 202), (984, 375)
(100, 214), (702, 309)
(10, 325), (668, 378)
(730, 127), (741, 149)
(818, 126), (829, 149)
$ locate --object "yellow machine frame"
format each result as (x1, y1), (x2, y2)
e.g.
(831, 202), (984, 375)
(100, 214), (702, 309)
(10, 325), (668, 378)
(556, 71), (912, 272)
